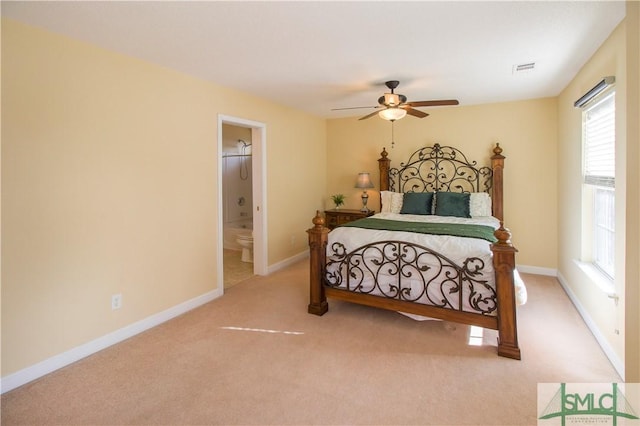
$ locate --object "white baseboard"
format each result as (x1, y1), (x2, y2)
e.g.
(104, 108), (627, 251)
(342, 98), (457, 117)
(556, 271), (624, 379)
(1, 251), (310, 394)
(0, 288), (222, 394)
(517, 264), (557, 276)
(267, 250), (309, 274)
(5, 260), (619, 394)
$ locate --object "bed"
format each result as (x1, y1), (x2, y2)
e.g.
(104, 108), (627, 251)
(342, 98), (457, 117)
(307, 143), (523, 359)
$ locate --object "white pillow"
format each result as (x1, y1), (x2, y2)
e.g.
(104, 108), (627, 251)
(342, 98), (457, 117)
(469, 192), (492, 217)
(380, 191), (403, 213)
(380, 191), (392, 213)
(390, 193), (404, 213)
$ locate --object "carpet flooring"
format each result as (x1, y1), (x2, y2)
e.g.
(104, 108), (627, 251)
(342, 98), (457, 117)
(1, 259), (621, 425)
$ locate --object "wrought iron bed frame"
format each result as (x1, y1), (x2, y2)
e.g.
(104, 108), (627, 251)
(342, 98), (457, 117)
(307, 143), (520, 359)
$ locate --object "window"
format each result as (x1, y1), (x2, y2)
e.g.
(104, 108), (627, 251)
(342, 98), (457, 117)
(582, 90), (615, 279)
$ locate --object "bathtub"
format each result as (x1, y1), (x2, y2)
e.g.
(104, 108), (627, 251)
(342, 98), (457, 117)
(223, 218), (253, 250)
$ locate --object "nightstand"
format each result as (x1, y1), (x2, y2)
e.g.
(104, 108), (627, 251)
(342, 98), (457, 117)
(324, 209), (375, 230)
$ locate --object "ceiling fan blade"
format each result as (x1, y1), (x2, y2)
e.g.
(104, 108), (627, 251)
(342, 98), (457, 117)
(358, 110), (382, 120)
(404, 107), (429, 118)
(406, 99), (459, 107)
(331, 105), (378, 111)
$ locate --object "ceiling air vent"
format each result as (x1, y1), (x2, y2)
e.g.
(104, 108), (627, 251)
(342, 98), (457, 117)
(513, 62), (536, 75)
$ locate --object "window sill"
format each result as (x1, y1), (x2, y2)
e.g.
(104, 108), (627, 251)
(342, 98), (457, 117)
(573, 260), (616, 297)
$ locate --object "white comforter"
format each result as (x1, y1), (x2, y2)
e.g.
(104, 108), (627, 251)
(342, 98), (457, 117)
(329, 212), (499, 266)
(326, 213), (527, 313)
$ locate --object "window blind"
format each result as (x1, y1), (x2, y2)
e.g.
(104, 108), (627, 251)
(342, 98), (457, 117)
(583, 91), (615, 188)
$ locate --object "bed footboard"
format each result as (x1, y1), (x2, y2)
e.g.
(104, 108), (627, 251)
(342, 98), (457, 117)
(307, 212), (521, 360)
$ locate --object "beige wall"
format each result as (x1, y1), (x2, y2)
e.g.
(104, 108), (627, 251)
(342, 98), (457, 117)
(1, 20), (326, 376)
(557, 10), (640, 381)
(327, 98), (558, 269)
(625, 0), (639, 383)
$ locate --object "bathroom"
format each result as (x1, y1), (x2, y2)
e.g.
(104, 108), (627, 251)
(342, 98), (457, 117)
(222, 124), (254, 287)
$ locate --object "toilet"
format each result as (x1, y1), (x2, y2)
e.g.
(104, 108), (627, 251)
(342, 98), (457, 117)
(236, 232), (254, 263)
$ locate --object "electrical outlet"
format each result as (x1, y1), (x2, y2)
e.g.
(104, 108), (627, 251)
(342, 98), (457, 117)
(111, 293), (122, 310)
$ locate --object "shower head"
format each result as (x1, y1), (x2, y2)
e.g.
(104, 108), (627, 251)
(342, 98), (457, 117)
(238, 139), (252, 147)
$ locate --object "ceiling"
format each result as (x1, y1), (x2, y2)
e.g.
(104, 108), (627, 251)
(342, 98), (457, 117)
(2, 1), (626, 119)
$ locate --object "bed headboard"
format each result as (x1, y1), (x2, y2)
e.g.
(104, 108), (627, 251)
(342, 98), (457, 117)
(378, 143), (506, 222)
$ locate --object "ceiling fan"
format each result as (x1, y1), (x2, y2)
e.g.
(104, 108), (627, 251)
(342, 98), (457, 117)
(333, 80), (459, 121)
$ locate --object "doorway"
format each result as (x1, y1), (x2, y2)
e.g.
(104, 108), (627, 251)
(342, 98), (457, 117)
(217, 115), (267, 293)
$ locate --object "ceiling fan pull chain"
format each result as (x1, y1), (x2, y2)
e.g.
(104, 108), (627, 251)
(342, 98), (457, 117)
(391, 121), (395, 149)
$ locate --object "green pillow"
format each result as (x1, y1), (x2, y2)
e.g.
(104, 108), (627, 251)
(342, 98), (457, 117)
(400, 192), (434, 215)
(434, 192), (471, 218)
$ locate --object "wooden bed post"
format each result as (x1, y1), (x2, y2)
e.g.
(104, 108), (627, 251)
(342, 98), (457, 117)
(378, 148), (390, 193)
(491, 143), (505, 223)
(492, 226), (521, 360)
(490, 143), (520, 359)
(307, 211), (329, 315)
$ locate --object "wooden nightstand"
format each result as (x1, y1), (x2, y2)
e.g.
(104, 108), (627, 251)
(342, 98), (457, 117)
(324, 209), (375, 230)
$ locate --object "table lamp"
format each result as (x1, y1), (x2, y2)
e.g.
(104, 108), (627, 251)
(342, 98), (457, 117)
(355, 172), (374, 212)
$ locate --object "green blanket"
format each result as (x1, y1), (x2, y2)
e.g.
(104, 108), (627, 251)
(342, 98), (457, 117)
(339, 217), (497, 243)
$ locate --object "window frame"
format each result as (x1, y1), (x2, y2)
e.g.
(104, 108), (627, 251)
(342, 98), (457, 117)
(581, 88), (616, 281)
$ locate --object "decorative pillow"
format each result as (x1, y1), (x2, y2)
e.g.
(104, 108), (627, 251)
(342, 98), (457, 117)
(469, 192), (492, 217)
(434, 191), (471, 218)
(380, 191), (404, 214)
(389, 192), (404, 213)
(400, 192), (434, 215)
(380, 191), (393, 213)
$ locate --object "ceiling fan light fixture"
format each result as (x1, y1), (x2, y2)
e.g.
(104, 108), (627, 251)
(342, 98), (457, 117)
(383, 93), (401, 106)
(378, 107), (407, 121)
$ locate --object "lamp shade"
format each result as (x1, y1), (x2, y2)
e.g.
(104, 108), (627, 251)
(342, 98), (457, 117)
(383, 93), (402, 107)
(378, 107), (407, 121)
(355, 172), (374, 189)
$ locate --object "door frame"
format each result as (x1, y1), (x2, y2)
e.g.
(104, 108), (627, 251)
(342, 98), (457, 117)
(217, 114), (267, 292)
